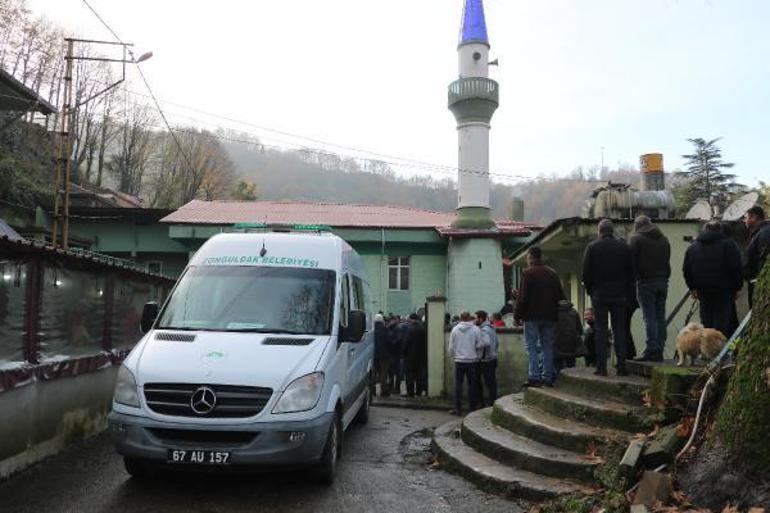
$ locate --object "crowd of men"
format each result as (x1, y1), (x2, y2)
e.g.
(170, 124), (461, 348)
(373, 313), (428, 398)
(515, 206), (769, 387)
(373, 205), (770, 414)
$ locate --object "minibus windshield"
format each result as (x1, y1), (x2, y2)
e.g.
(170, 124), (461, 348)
(156, 266), (336, 335)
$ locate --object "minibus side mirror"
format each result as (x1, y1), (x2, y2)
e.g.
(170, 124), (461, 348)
(140, 301), (159, 333)
(347, 310), (366, 342)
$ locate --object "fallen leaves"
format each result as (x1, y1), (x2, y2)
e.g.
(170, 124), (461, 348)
(643, 390), (654, 408)
(676, 417), (696, 438)
(671, 489), (692, 506)
(583, 442), (605, 464)
(648, 502), (767, 513)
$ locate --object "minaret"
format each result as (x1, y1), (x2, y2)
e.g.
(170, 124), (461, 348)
(445, 0), (504, 316)
(449, 0), (499, 229)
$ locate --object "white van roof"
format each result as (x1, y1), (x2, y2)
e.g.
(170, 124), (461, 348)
(188, 232), (362, 273)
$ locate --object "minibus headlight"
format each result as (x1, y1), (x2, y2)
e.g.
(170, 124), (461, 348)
(272, 372), (325, 414)
(114, 365), (140, 408)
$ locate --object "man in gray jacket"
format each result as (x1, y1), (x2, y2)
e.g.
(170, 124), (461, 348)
(475, 310), (499, 407)
(448, 311), (487, 415)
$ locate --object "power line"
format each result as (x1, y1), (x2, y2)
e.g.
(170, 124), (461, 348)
(79, 0), (197, 184)
(69, 74), (535, 181)
(0, 82), (611, 186)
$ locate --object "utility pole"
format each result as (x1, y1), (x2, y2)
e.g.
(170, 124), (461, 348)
(50, 38), (151, 249)
(52, 39), (74, 249)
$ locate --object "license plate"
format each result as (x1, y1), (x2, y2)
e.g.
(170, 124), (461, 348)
(167, 449), (231, 465)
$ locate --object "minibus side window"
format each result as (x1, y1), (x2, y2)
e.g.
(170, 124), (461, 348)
(351, 276), (366, 323)
(339, 274), (350, 330)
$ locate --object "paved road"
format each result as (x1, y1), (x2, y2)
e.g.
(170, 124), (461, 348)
(0, 407), (525, 513)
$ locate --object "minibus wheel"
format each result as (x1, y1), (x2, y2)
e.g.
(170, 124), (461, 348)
(313, 412), (340, 485)
(123, 457), (151, 479)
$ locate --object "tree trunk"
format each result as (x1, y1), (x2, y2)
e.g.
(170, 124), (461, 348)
(683, 262), (770, 509)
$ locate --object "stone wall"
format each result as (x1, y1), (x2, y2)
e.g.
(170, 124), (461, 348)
(0, 367), (117, 480)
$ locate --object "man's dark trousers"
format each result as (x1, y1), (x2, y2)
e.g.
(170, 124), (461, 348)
(454, 362), (480, 411)
(477, 359), (498, 407)
(405, 357), (420, 397)
(592, 297), (627, 372)
(699, 291), (734, 338)
(637, 278), (668, 359)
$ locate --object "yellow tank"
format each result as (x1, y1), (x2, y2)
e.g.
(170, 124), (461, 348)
(640, 153), (664, 173)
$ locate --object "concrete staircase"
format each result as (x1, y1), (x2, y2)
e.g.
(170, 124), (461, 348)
(433, 366), (655, 501)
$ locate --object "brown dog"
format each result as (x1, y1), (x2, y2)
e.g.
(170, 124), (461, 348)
(676, 322), (727, 366)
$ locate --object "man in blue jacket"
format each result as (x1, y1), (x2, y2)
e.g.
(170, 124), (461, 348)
(474, 310), (499, 407)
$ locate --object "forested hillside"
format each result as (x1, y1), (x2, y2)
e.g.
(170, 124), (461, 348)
(225, 137), (646, 224)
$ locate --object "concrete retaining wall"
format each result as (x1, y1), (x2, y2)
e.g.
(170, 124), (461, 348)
(0, 366), (117, 479)
(442, 329), (528, 400)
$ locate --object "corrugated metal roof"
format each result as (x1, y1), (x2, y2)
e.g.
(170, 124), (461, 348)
(160, 200), (538, 235)
(0, 235), (175, 282)
(0, 67), (56, 115)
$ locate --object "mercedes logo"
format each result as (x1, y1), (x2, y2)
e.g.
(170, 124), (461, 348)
(190, 386), (217, 415)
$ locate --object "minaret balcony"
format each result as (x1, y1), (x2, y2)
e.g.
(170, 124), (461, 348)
(447, 77), (499, 124)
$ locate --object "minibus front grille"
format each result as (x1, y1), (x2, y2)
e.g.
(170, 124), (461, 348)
(147, 428), (259, 447)
(143, 383), (273, 418)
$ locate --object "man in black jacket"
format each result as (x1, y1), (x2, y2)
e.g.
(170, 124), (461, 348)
(629, 215), (671, 362)
(374, 314), (392, 397)
(403, 314), (427, 397)
(683, 221), (743, 337)
(582, 219), (633, 376)
(744, 206), (770, 308)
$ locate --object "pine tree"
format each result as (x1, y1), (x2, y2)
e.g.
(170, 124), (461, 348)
(675, 137), (742, 215)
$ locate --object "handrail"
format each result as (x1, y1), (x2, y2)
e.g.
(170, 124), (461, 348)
(665, 290), (692, 327)
(447, 77), (499, 105)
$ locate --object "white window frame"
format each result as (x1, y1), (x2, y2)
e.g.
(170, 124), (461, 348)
(388, 256), (410, 291)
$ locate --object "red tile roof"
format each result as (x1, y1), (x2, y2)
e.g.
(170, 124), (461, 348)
(161, 200), (539, 236)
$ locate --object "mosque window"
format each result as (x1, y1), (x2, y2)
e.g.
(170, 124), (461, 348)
(388, 257), (410, 291)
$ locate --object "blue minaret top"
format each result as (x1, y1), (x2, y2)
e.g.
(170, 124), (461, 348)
(460, 0), (489, 47)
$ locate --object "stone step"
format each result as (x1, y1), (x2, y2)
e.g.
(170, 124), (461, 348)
(626, 359), (702, 378)
(524, 386), (657, 433)
(461, 408), (598, 483)
(433, 421), (593, 501)
(558, 367), (650, 406)
(491, 394), (628, 453)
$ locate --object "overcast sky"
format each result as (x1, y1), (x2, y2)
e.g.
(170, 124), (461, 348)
(29, 0), (770, 187)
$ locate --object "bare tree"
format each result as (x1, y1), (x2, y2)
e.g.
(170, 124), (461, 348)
(107, 101), (156, 196)
(148, 128), (235, 207)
